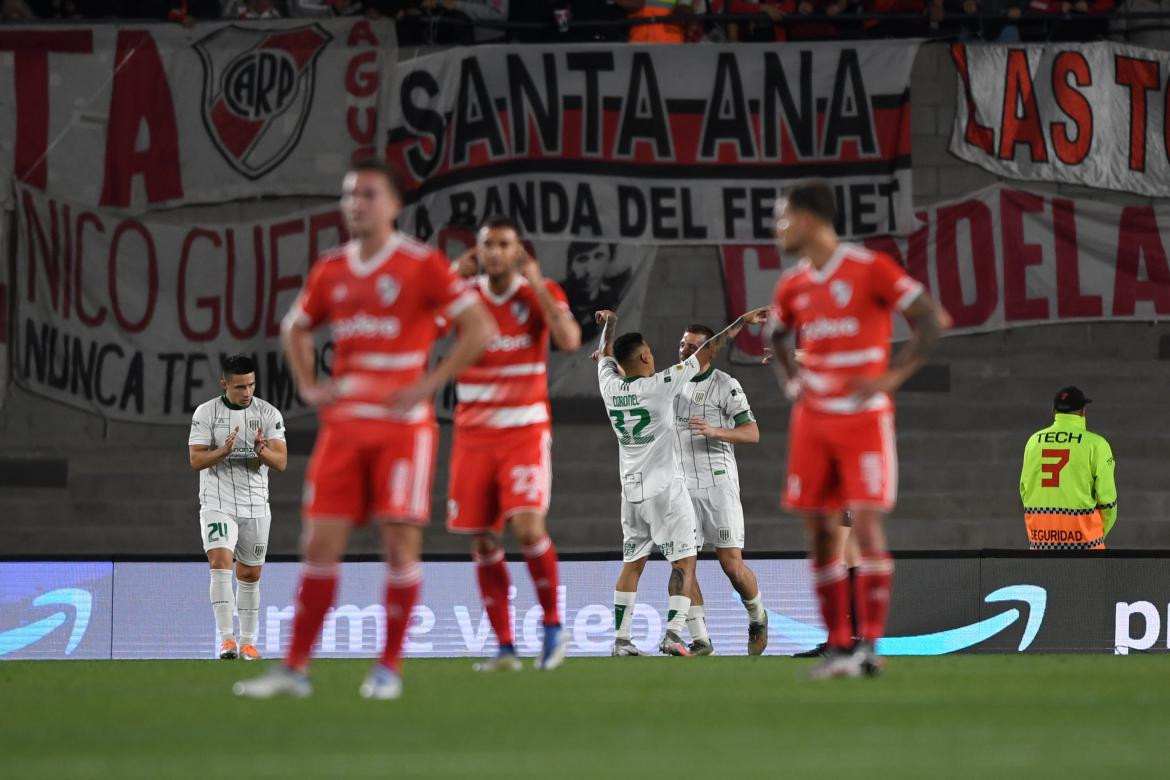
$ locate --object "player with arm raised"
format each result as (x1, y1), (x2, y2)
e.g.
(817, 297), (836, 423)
(767, 180), (941, 678)
(234, 158), (496, 700)
(189, 354), (288, 662)
(673, 324), (768, 656)
(594, 307), (768, 656)
(446, 216), (582, 672)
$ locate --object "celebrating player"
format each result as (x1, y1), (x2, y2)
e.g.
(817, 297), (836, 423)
(595, 307), (768, 657)
(673, 325), (768, 656)
(188, 354), (287, 662)
(446, 216), (582, 671)
(234, 158), (496, 700)
(766, 180), (942, 678)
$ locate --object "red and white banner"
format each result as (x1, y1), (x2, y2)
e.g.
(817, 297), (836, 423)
(11, 185), (656, 423)
(950, 42), (1170, 197)
(386, 41), (920, 243)
(723, 184), (1170, 362)
(0, 19), (395, 212)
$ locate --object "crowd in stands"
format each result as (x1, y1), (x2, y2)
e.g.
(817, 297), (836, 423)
(0, 0), (1166, 48)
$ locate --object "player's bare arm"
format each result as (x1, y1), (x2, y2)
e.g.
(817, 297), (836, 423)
(592, 309), (617, 361)
(689, 416), (760, 444)
(848, 292), (943, 397)
(696, 307), (769, 361)
(251, 429), (288, 473)
(520, 251), (582, 352)
(388, 300), (497, 413)
(189, 427), (238, 471)
(280, 315), (335, 407)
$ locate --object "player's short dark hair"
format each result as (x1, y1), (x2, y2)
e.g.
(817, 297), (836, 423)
(221, 354), (255, 378)
(349, 157), (406, 200)
(614, 332), (646, 367)
(684, 323), (715, 340)
(480, 215), (521, 235)
(784, 179), (836, 225)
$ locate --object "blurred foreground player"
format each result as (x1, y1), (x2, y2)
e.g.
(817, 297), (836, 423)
(189, 354), (287, 661)
(766, 180), (941, 678)
(234, 159), (495, 699)
(447, 217), (582, 671)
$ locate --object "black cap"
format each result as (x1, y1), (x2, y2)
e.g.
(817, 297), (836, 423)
(1054, 386), (1091, 413)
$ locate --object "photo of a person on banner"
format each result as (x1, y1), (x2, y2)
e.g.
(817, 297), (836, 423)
(561, 241), (633, 344)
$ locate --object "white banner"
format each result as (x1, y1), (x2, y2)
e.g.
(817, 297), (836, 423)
(386, 41), (921, 244)
(0, 19), (395, 212)
(950, 42), (1170, 197)
(11, 186), (656, 423)
(722, 183), (1170, 362)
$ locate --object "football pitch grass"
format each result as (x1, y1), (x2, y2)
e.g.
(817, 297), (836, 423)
(2, 656), (1166, 779)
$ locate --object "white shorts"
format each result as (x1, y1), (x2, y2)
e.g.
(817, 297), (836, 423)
(690, 484), (746, 550)
(199, 507), (271, 566)
(620, 478), (698, 563)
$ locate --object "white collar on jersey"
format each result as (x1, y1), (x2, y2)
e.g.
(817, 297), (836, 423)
(345, 234), (404, 278)
(476, 273), (525, 305)
(799, 242), (851, 284)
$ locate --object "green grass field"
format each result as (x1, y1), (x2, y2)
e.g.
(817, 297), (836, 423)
(1, 656), (1166, 779)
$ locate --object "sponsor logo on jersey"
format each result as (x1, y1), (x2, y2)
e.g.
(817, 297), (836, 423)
(794, 293), (810, 310)
(511, 302), (530, 325)
(658, 542), (675, 557)
(487, 333), (533, 352)
(331, 284), (348, 302)
(194, 24), (332, 179)
(799, 316), (860, 342)
(623, 541), (638, 558)
(331, 314), (402, 341)
(830, 279), (853, 308)
(377, 275), (401, 306)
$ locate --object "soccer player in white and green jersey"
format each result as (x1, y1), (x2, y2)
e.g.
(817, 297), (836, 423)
(674, 324), (768, 656)
(188, 354), (287, 661)
(594, 307), (768, 656)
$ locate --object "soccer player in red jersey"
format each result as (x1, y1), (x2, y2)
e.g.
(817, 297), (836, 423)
(233, 158), (496, 700)
(447, 216), (582, 671)
(766, 180), (942, 678)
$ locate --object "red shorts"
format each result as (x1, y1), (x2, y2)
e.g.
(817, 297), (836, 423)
(447, 425), (552, 534)
(303, 420), (438, 525)
(783, 405), (897, 514)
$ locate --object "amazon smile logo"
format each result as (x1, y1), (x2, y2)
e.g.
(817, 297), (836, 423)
(0, 588), (93, 657)
(773, 585), (1047, 655)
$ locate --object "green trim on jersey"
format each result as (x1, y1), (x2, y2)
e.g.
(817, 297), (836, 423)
(220, 395), (248, 411)
(690, 365), (716, 383)
(733, 410), (755, 427)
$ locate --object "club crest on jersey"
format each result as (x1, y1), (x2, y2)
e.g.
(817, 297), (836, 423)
(718, 528), (731, 544)
(377, 275), (400, 305)
(194, 24), (332, 180)
(794, 293), (810, 310)
(511, 301), (530, 324)
(693, 392), (706, 403)
(830, 280), (853, 308)
(248, 418), (261, 432)
(331, 284), (348, 302)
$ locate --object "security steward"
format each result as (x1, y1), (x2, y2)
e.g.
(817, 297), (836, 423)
(1020, 387), (1117, 550)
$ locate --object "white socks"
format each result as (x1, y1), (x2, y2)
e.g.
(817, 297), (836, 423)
(236, 580), (260, 645)
(743, 592), (765, 623)
(210, 569), (236, 642)
(686, 604), (709, 642)
(614, 591), (637, 640)
(667, 595), (691, 636)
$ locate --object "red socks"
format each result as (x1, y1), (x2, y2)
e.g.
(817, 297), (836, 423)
(474, 548), (514, 646)
(286, 563), (338, 672)
(812, 559), (852, 650)
(855, 555), (895, 643)
(380, 564), (422, 673)
(523, 536), (560, 627)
